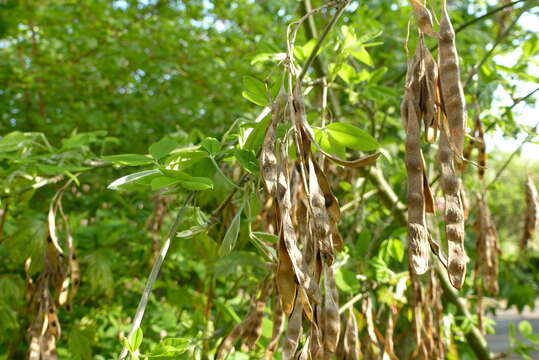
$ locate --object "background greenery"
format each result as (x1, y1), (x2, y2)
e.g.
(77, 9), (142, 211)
(1, 0), (538, 359)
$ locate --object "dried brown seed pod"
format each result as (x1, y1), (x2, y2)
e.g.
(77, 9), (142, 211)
(267, 297), (285, 356)
(439, 129), (467, 289)
(438, 0), (466, 164)
(409, 0), (440, 38)
(403, 96), (430, 275)
(282, 294), (303, 360)
(322, 266), (340, 353)
(343, 308), (359, 360)
(521, 176), (538, 249)
(474, 195), (500, 295)
(261, 87), (287, 196)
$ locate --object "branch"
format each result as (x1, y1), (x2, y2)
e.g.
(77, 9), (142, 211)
(484, 86), (539, 133)
(119, 192), (195, 360)
(390, 0), (533, 84)
(486, 120), (539, 190)
(298, 1), (348, 83)
(435, 261), (492, 360)
(454, 0), (527, 34)
(464, 3), (529, 88)
(300, 0), (342, 117)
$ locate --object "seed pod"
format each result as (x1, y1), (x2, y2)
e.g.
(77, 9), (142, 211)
(277, 232), (298, 315)
(47, 305), (61, 339)
(261, 87), (287, 196)
(438, 0), (466, 165)
(267, 297), (285, 356)
(311, 158), (343, 251)
(439, 128), (467, 289)
(283, 294), (303, 360)
(215, 321), (244, 360)
(293, 84), (380, 168)
(308, 157), (333, 264)
(323, 266), (340, 353)
(404, 100), (430, 275)
(343, 308), (359, 360)
(476, 120), (486, 179)
(521, 176), (538, 249)
(243, 282), (272, 349)
(383, 307), (397, 360)
(409, 0), (440, 38)
(41, 331), (57, 360)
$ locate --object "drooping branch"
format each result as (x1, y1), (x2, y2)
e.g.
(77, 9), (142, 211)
(119, 192), (195, 359)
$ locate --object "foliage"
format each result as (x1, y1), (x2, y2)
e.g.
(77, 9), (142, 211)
(1, 0), (539, 359)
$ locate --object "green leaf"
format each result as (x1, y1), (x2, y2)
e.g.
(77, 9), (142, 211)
(334, 267), (360, 293)
(61, 130), (107, 150)
(0, 132), (32, 152)
(349, 45), (373, 66)
(242, 76), (268, 106)
(325, 122), (379, 151)
(151, 176), (179, 190)
(148, 338), (189, 358)
(250, 52), (286, 65)
(243, 109), (271, 152)
(131, 328), (143, 352)
(68, 328), (94, 360)
(250, 232), (278, 243)
(234, 149), (259, 173)
(107, 170), (161, 190)
(149, 138), (178, 160)
(178, 176), (213, 191)
(519, 320), (533, 337)
(200, 137), (221, 156)
(219, 208), (242, 255)
(102, 154), (154, 166)
(157, 170), (213, 191)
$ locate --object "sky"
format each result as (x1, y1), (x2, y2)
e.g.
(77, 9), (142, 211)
(486, 2), (539, 161)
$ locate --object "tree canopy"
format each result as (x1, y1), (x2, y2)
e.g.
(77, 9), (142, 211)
(1, 0), (539, 359)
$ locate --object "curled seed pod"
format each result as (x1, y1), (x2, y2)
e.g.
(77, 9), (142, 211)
(309, 310), (324, 359)
(460, 185), (470, 220)
(217, 281), (271, 359)
(283, 294), (303, 360)
(267, 297), (285, 356)
(438, 0), (466, 165)
(476, 119), (486, 179)
(293, 84), (380, 168)
(28, 336), (41, 360)
(343, 308), (359, 360)
(439, 128), (466, 289)
(308, 158), (333, 263)
(47, 305), (61, 339)
(261, 87), (287, 196)
(243, 282), (272, 349)
(362, 296), (378, 345)
(277, 232), (298, 315)
(312, 158), (343, 252)
(404, 100), (430, 275)
(215, 321), (245, 360)
(323, 266), (340, 354)
(409, 0), (440, 38)
(402, 38), (433, 275)
(521, 176), (538, 249)
(41, 331), (57, 360)
(383, 307), (397, 360)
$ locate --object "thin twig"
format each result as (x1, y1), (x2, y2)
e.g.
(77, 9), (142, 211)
(390, 0), (534, 84)
(298, 1), (349, 83)
(464, 4), (529, 88)
(454, 0), (527, 33)
(119, 192), (195, 359)
(486, 120), (539, 190)
(484, 86), (539, 133)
